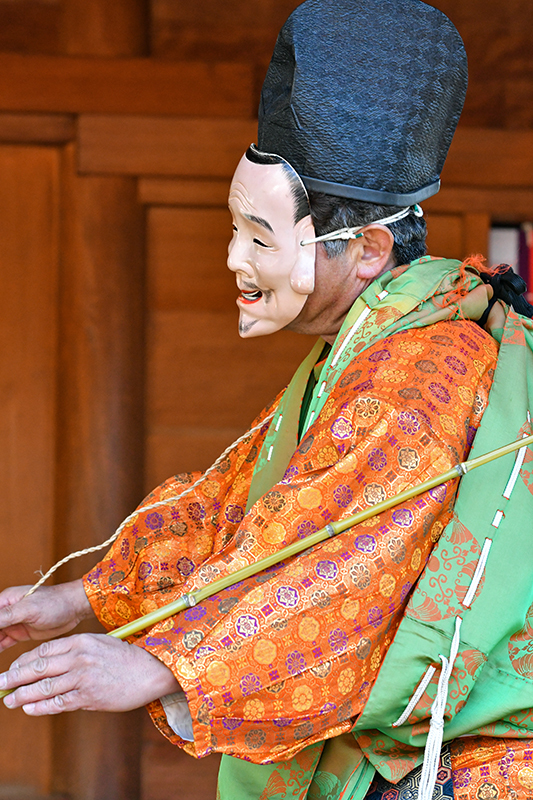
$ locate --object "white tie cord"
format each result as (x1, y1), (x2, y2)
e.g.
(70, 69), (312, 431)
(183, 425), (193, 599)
(392, 665), (437, 728)
(417, 617), (463, 800)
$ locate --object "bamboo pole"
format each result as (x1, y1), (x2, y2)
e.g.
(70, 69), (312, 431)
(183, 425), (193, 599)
(1, 432), (532, 701)
(107, 432), (533, 640)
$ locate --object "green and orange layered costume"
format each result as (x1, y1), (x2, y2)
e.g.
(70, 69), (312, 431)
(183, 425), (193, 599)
(83, 258), (533, 798)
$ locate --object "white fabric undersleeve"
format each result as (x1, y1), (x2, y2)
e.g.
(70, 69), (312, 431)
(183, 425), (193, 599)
(160, 690), (194, 742)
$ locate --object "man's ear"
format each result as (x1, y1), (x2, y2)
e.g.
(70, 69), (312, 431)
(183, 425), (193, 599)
(353, 224), (395, 281)
(290, 215), (316, 294)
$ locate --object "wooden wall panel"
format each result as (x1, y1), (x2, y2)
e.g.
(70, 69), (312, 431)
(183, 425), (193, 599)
(0, 146), (60, 796)
(51, 144), (146, 800)
(425, 211), (491, 261)
(59, 0), (149, 57)
(425, 214), (464, 260)
(424, 186), (533, 222)
(0, 1), (61, 56)
(150, 0), (299, 62)
(146, 310), (311, 488)
(442, 129), (533, 187)
(0, 113), (74, 144)
(0, 55), (253, 118)
(139, 177), (230, 206)
(78, 115), (256, 177)
(148, 207), (234, 310)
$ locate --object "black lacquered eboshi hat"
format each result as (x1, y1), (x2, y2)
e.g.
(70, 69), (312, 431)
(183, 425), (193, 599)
(258, 0), (467, 206)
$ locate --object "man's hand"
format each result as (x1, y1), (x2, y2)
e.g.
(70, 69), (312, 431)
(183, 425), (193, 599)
(0, 581), (93, 652)
(0, 633), (180, 715)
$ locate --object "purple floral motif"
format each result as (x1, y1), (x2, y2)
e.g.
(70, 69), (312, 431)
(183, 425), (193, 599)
(453, 768), (472, 789)
(333, 485), (353, 508)
(297, 520), (318, 540)
(331, 416), (354, 440)
(145, 636), (170, 646)
(417, 408), (432, 428)
(281, 464), (299, 484)
(222, 718), (243, 730)
(459, 332), (480, 351)
(145, 512), (164, 530)
(187, 502), (205, 521)
(353, 379), (373, 393)
(176, 556), (195, 577)
(316, 560), (338, 581)
(397, 410), (421, 435)
(120, 539), (130, 560)
(328, 628), (348, 653)
(430, 484), (447, 503)
(368, 607), (383, 628)
(355, 534), (376, 553)
(236, 614), (260, 638)
(320, 702), (337, 714)
(499, 751), (515, 778)
(392, 508), (414, 527)
(467, 425), (477, 447)
(184, 605), (207, 621)
(368, 349), (391, 362)
(240, 673), (262, 696)
(286, 650), (307, 675)
(357, 682), (370, 701)
(225, 504), (244, 524)
(368, 447), (387, 471)
(276, 586), (300, 608)
(400, 582), (413, 602)
(138, 562), (153, 580)
(273, 718), (294, 728)
(86, 566), (102, 585)
(444, 355), (467, 375)
(194, 645), (216, 660)
(429, 382), (451, 404)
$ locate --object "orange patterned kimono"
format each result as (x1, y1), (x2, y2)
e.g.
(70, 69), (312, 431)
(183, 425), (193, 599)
(451, 737), (533, 799)
(83, 318), (497, 764)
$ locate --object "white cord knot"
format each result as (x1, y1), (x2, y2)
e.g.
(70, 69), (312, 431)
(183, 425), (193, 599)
(417, 617), (462, 800)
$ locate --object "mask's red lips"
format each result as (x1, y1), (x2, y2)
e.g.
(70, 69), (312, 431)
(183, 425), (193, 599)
(239, 289), (263, 305)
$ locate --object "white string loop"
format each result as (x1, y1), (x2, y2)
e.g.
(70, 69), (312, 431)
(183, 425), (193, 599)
(301, 204), (424, 246)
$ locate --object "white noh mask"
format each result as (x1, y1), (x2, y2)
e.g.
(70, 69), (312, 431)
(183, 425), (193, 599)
(228, 148), (316, 337)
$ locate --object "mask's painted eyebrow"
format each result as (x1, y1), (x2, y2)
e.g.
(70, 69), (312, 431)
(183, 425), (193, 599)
(244, 213), (274, 233)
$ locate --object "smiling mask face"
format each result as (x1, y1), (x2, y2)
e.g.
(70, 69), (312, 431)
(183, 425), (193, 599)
(227, 153), (316, 337)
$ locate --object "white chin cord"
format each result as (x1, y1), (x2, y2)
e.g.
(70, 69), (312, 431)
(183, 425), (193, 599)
(301, 203), (424, 246)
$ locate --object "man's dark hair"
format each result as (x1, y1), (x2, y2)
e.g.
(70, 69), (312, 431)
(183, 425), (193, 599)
(307, 191), (427, 266)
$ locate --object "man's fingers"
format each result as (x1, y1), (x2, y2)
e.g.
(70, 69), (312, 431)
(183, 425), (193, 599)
(0, 600), (26, 629)
(0, 633), (21, 652)
(10, 636), (76, 668)
(21, 690), (83, 716)
(0, 587), (32, 612)
(0, 641), (80, 693)
(4, 672), (79, 711)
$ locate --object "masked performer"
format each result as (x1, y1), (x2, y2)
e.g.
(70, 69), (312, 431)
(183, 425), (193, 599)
(1, 2), (533, 799)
